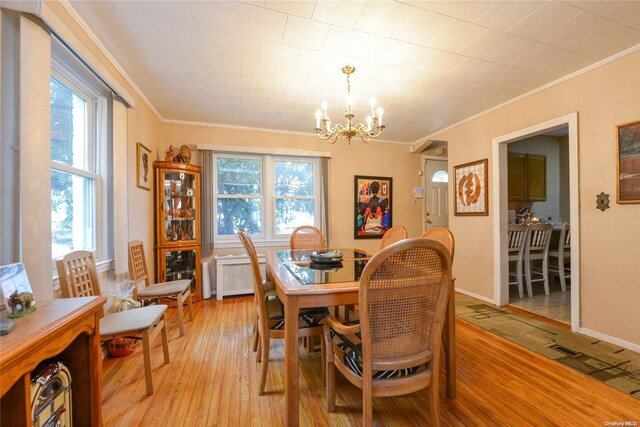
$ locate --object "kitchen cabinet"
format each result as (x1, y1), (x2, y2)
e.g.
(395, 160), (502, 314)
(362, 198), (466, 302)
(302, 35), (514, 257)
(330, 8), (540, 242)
(508, 152), (546, 202)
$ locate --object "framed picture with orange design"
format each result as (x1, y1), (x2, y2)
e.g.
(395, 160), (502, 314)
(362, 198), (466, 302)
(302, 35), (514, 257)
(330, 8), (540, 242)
(454, 158), (488, 216)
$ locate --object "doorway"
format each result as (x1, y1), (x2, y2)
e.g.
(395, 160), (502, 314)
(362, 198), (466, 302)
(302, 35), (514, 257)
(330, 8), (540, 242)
(423, 156), (449, 231)
(492, 113), (580, 331)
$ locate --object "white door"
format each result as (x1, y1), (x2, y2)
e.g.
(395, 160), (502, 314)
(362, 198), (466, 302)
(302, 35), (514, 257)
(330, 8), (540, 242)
(424, 159), (449, 230)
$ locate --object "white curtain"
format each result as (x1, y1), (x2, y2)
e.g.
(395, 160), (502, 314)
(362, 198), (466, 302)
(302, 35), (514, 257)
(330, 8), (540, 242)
(320, 157), (330, 245)
(200, 150), (215, 253)
(112, 98), (129, 274)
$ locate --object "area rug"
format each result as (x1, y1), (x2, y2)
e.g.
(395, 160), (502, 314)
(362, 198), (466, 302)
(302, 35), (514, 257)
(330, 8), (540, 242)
(455, 294), (640, 400)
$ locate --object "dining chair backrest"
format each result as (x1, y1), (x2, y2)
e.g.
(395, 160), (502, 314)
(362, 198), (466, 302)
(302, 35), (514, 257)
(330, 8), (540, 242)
(56, 251), (105, 316)
(507, 224), (529, 254)
(238, 229), (268, 330)
(380, 225), (408, 249)
(290, 225), (326, 251)
(525, 223), (553, 253)
(359, 238), (452, 373)
(420, 228), (455, 263)
(128, 240), (150, 298)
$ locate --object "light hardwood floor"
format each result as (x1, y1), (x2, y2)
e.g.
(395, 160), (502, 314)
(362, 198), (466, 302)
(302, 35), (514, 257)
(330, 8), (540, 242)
(102, 296), (640, 426)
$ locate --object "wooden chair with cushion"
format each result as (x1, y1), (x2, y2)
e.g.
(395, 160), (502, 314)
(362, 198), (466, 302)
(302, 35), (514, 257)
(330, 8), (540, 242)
(290, 225), (326, 250)
(57, 251), (170, 395)
(238, 229), (329, 395)
(548, 223), (571, 292)
(523, 223), (553, 297)
(128, 240), (194, 337)
(507, 224), (529, 298)
(380, 225), (408, 249)
(323, 238), (452, 426)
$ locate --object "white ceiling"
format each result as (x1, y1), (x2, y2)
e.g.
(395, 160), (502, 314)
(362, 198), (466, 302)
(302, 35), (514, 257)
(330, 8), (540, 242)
(70, 0), (640, 143)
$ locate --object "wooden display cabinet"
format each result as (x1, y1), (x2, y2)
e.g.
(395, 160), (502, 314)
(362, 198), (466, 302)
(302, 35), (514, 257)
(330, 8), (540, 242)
(154, 161), (202, 302)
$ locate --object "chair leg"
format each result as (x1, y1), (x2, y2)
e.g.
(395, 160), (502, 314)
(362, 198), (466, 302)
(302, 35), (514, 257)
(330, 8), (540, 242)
(252, 319), (260, 352)
(186, 291), (194, 321)
(176, 293), (185, 337)
(543, 256), (550, 296)
(258, 333), (269, 395)
(325, 331), (336, 412)
(427, 360), (441, 427)
(256, 334), (262, 363)
(524, 259), (533, 298)
(363, 388), (373, 427)
(161, 316), (170, 364)
(142, 330), (154, 395)
(559, 258), (567, 292)
(516, 259), (524, 298)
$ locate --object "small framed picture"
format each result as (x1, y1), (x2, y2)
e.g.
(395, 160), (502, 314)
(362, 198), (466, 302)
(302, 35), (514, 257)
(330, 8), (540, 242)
(454, 158), (488, 216)
(137, 142), (152, 191)
(617, 119), (640, 204)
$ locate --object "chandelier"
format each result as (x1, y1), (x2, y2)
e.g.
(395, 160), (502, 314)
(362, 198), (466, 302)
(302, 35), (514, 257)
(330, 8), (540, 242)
(314, 65), (384, 144)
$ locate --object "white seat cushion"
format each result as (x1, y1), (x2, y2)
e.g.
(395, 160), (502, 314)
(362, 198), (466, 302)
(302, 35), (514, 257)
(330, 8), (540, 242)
(138, 280), (190, 298)
(100, 305), (167, 337)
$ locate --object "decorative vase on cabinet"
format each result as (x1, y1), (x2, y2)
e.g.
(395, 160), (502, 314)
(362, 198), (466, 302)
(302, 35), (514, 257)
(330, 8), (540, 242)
(154, 161), (202, 302)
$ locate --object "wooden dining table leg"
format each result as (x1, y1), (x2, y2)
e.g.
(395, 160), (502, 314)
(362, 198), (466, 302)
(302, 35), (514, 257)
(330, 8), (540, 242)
(445, 288), (456, 400)
(284, 295), (300, 427)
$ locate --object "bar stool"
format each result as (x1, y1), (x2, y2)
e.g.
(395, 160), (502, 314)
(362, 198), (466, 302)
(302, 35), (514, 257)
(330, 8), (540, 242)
(523, 223), (553, 297)
(548, 223), (571, 292)
(507, 224), (529, 298)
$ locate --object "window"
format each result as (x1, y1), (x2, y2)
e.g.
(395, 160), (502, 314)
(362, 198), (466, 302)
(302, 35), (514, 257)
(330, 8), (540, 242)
(431, 170), (449, 183)
(50, 63), (106, 262)
(215, 154), (321, 242)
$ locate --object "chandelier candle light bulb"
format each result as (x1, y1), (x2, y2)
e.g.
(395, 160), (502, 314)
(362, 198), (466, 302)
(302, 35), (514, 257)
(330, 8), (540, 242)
(314, 65), (385, 144)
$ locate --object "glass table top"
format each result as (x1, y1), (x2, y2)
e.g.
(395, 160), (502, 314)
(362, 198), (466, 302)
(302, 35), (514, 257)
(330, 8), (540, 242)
(276, 249), (370, 285)
(283, 259), (368, 285)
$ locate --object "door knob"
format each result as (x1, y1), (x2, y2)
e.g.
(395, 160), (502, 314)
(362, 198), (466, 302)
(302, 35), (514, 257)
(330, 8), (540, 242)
(426, 212), (431, 216)
(427, 219), (432, 224)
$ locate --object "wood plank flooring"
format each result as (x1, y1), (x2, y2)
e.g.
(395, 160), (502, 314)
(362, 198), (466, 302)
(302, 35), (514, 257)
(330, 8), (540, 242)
(102, 296), (640, 426)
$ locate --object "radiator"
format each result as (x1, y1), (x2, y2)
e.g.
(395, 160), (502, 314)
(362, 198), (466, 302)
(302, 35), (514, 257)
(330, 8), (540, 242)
(214, 254), (265, 300)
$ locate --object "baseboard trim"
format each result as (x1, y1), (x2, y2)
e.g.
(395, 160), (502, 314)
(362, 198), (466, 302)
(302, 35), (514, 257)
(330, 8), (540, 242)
(454, 288), (495, 304)
(578, 327), (640, 353)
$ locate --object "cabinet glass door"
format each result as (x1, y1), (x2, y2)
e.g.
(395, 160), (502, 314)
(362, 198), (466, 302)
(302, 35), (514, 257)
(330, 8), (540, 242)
(162, 170), (197, 245)
(164, 249), (197, 293)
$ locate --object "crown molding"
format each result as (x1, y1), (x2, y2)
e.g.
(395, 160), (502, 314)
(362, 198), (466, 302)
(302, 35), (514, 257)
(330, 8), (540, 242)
(410, 42), (640, 151)
(58, 0), (164, 121)
(163, 118), (409, 145)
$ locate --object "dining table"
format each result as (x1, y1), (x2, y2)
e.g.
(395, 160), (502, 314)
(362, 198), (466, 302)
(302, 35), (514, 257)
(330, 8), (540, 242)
(265, 247), (457, 427)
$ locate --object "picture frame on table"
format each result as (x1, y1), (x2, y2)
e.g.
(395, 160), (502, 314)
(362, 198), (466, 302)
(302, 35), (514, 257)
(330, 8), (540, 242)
(454, 158), (488, 216)
(354, 175), (392, 239)
(137, 142), (152, 191)
(616, 119), (640, 204)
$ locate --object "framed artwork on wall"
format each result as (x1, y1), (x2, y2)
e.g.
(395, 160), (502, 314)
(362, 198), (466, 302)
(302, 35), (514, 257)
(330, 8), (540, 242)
(616, 119), (640, 204)
(354, 175), (392, 239)
(454, 158), (488, 216)
(136, 142), (152, 191)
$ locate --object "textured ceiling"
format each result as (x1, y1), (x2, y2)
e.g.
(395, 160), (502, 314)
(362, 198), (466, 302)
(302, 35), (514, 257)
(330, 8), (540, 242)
(70, 0), (640, 143)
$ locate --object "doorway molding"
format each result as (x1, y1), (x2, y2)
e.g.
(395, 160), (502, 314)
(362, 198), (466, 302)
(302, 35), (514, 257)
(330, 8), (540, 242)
(421, 155), (448, 234)
(491, 112), (580, 331)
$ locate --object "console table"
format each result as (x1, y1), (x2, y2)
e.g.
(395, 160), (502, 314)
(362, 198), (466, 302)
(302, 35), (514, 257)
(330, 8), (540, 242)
(0, 296), (106, 426)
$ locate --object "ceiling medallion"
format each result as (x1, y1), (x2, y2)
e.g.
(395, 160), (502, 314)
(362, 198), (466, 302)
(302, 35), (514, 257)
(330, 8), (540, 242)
(314, 65), (385, 144)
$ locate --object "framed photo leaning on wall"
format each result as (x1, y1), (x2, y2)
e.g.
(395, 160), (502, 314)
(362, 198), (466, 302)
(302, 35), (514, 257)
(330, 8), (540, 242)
(616, 119), (640, 204)
(454, 158), (488, 216)
(136, 142), (152, 191)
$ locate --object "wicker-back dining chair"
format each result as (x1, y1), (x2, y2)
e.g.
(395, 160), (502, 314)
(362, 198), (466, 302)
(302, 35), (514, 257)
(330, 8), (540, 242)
(238, 229), (328, 395)
(380, 225), (408, 249)
(290, 225), (326, 251)
(323, 238), (452, 426)
(420, 227), (455, 262)
(57, 251), (170, 395)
